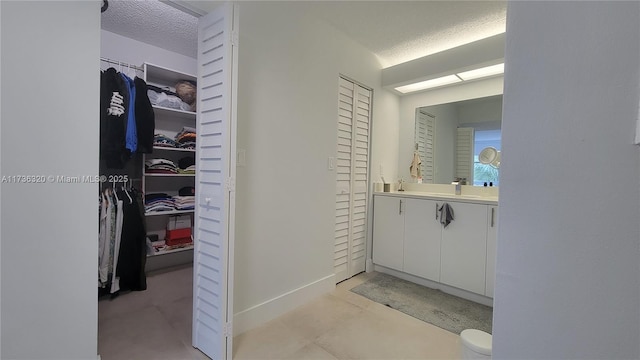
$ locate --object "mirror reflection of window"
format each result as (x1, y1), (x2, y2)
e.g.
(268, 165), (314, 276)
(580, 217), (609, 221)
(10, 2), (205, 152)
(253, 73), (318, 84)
(415, 110), (435, 183)
(473, 129), (501, 186)
(456, 127), (475, 185)
(413, 95), (502, 186)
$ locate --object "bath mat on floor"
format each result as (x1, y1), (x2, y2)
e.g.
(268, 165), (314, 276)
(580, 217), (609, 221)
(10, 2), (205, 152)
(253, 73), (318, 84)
(350, 272), (492, 335)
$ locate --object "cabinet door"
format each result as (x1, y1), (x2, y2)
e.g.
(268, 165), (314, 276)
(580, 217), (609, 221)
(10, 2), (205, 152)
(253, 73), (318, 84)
(403, 198), (441, 282)
(440, 202), (488, 294)
(372, 195), (404, 271)
(485, 206), (498, 297)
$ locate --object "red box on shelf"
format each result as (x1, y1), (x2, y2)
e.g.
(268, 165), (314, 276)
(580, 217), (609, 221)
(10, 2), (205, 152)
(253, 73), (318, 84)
(165, 228), (192, 246)
(166, 236), (192, 246)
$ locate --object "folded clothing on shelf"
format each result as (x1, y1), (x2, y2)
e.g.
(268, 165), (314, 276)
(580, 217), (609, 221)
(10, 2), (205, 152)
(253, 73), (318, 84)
(145, 158), (178, 174)
(153, 133), (178, 148)
(147, 87), (192, 112)
(176, 126), (196, 138)
(144, 193), (175, 213)
(144, 193), (195, 213)
(177, 156), (195, 174)
(178, 142), (196, 150)
(178, 156), (195, 169)
(178, 186), (195, 196)
(173, 196), (195, 210)
(175, 127), (196, 149)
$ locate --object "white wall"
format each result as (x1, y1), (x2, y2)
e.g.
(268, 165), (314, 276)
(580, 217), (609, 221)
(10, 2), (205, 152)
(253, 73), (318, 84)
(233, 1), (398, 328)
(457, 95), (502, 130)
(398, 77), (503, 183)
(494, 1), (640, 359)
(0, 1), (100, 359)
(101, 30), (196, 76)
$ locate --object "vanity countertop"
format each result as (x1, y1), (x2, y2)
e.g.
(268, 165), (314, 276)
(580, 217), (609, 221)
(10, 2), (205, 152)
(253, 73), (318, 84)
(374, 190), (498, 205)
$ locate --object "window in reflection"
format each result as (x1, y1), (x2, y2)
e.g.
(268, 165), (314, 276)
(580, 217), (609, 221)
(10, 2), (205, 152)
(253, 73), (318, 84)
(473, 129), (501, 186)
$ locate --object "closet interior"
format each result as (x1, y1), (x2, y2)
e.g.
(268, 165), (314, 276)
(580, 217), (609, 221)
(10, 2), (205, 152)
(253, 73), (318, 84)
(98, 2), (199, 297)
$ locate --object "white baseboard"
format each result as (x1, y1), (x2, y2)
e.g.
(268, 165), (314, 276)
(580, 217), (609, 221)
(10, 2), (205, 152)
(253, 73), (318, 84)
(374, 265), (494, 307)
(365, 258), (374, 272)
(232, 274), (336, 336)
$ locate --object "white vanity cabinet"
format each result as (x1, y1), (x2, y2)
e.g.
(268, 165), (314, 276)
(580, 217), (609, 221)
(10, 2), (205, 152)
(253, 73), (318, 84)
(403, 198), (441, 282)
(372, 196), (441, 280)
(485, 206), (498, 297)
(439, 202), (488, 295)
(372, 195), (405, 271)
(372, 192), (498, 299)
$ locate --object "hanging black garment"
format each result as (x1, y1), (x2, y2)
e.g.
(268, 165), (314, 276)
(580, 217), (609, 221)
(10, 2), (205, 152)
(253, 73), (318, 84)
(134, 77), (155, 154)
(115, 189), (147, 291)
(100, 68), (131, 169)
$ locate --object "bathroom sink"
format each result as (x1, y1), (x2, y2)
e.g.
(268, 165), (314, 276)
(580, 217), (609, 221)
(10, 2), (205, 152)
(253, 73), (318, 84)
(423, 193), (498, 201)
(391, 191), (497, 202)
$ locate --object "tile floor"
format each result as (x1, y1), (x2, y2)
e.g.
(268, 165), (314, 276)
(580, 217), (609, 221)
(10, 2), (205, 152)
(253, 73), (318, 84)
(98, 265), (461, 359)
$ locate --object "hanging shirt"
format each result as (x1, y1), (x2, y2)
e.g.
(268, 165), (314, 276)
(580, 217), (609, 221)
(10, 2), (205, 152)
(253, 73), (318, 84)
(410, 151), (422, 179)
(101, 68), (130, 169)
(121, 73), (138, 154)
(133, 77), (155, 154)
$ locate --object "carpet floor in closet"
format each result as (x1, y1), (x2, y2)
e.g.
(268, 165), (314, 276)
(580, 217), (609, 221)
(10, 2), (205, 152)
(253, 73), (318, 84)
(98, 265), (461, 359)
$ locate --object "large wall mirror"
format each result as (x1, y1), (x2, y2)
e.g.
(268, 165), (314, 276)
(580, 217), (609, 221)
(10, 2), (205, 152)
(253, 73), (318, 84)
(412, 94), (502, 186)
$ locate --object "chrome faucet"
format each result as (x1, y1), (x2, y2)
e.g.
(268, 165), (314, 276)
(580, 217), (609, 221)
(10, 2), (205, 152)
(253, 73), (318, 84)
(453, 177), (466, 195)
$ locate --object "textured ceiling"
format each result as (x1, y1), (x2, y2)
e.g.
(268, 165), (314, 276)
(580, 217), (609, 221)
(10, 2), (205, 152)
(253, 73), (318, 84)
(295, 1), (507, 68)
(101, 0), (199, 59)
(101, 1), (507, 68)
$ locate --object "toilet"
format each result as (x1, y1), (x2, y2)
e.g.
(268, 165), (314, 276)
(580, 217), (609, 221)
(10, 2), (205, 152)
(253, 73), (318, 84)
(460, 329), (492, 359)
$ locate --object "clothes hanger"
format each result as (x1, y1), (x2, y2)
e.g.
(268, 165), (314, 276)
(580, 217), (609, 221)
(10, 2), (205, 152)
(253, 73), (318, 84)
(112, 180), (120, 203)
(103, 187), (111, 207)
(123, 180), (133, 204)
(101, 188), (107, 207)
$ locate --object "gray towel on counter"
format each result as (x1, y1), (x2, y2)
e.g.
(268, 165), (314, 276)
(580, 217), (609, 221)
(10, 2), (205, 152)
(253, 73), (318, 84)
(439, 203), (454, 228)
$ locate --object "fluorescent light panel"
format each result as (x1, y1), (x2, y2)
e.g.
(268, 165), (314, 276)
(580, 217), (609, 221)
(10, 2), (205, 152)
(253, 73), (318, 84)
(395, 63), (504, 94)
(395, 75), (461, 94)
(457, 63), (504, 81)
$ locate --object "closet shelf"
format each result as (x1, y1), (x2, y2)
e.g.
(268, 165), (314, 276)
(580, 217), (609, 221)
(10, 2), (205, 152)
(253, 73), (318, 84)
(144, 173), (195, 177)
(147, 244), (194, 257)
(142, 62), (197, 269)
(152, 146), (196, 153)
(145, 209), (195, 217)
(152, 105), (196, 120)
(144, 62), (196, 84)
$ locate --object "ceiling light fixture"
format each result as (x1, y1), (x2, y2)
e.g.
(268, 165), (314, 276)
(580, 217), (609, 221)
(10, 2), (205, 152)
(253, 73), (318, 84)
(457, 63), (504, 81)
(394, 63), (504, 94)
(395, 75), (462, 94)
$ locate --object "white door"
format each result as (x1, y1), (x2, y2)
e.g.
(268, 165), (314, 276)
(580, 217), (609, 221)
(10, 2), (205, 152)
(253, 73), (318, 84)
(440, 202), (487, 294)
(192, 3), (238, 359)
(334, 77), (371, 283)
(372, 195), (405, 272)
(403, 198), (441, 282)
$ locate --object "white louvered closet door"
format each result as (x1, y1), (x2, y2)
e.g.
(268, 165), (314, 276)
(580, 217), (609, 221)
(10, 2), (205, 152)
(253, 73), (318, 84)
(415, 110), (435, 183)
(193, 3), (238, 360)
(456, 127), (474, 185)
(334, 77), (371, 283)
